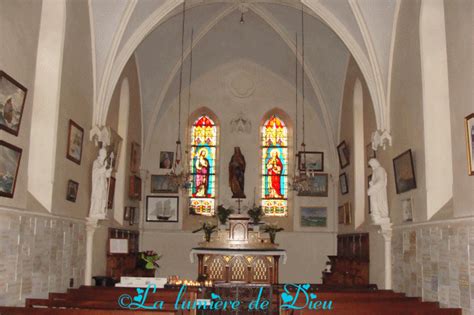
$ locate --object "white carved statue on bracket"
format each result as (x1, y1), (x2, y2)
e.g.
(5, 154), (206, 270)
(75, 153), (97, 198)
(89, 148), (112, 220)
(371, 129), (392, 151)
(368, 158), (390, 225)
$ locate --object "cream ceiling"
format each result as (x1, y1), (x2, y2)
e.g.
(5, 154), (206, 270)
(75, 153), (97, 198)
(89, 0), (400, 147)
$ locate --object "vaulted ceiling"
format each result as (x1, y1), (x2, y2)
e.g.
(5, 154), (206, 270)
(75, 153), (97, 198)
(89, 0), (400, 147)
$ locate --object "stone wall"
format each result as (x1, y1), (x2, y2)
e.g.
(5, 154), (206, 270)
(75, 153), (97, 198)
(0, 207), (86, 306)
(392, 218), (474, 313)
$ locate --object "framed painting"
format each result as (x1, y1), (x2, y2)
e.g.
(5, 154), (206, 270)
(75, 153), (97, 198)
(367, 174), (372, 213)
(337, 141), (350, 169)
(130, 142), (141, 173)
(107, 177), (116, 209)
(129, 175), (141, 200)
(300, 206), (327, 227)
(366, 143), (376, 162)
(146, 196), (179, 223)
(344, 202), (352, 225)
(0, 71), (27, 136)
(297, 173), (328, 197)
(66, 180), (79, 202)
(66, 119), (84, 165)
(339, 172), (348, 195)
(106, 129), (122, 172)
(124, 207), (132, 221)
(159, 151), (174, 169)
(465, 113), (474, 175)
(338, 205), (345, 224)
(298, 151), (324, 172)
(151, 175), (179, 193)
(0, 140), (22, 198)
(393, 149), (417, 194)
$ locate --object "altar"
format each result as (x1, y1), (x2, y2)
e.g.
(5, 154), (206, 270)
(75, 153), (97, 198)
(189, 214), (287, 284)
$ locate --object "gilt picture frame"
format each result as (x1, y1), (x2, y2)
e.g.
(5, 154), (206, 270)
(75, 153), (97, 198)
(339, 172), (348, 195)
(0, 140), (22, 198)
(337, 141), (350, 169)
(0, 71), (27, 136)
(393, 149), (417, 194)
(66, 120), (84, 165)
(465, 113), (474, 175)
(297, 173), (329, 197)
(151, 175), (179, 193)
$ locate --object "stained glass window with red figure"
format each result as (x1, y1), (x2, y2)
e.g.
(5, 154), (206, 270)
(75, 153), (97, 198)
(261, 115), (288, 216)
(189, 115), (217, 215)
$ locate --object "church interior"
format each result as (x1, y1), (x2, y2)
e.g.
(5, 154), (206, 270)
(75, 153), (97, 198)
(0, 0), (473, 314)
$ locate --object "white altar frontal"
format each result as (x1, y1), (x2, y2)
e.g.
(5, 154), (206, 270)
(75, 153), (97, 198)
(190, 214), (287, 284)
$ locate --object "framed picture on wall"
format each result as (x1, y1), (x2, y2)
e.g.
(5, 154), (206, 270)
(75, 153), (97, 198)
(297, 173), (328, 197)
(66, 119), (84, 165)
(337, 141), (350, 169)
(159, 151), (174, 169)
(66, 180), (79, 202)
(0, 140), (22, 198)
(129, 175), (141, 200)
(465, 113), (474, 175)
(107, 177), (116, 209)
(298, 151), (324, 172)
(146, 196), (179, 223)
(300, 206), (327, 227)
(130, 142), (141, 173)
(339, 172), (348, 195)
(366, 143), (376, 162)
(367, 174), (372, 213)
(393, 149), (417, 194)
(402, 198), (413, 222)
(106, 128), (122, 171)
(0, 71), (27, 136)
(124, 207), (132, 221)
(338, 205), (345, 224)
(344, 202), (352, 225)
(151, 175), (179, 193)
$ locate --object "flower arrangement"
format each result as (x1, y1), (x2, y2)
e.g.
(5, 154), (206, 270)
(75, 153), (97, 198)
(138, 250), (162, 270)
(216, 205), (233, 225)
(247, 206), (264, 224)
(192, 222), (218, 242)
(262, 223), (284, 244)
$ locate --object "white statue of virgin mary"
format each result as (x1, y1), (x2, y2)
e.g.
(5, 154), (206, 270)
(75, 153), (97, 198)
(368, 158), (390, 224)
(89, 148), (112, 219)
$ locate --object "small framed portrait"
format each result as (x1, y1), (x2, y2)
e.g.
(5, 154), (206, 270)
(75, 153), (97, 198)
(151, 175), (179, 193)
(338, 205), (345, 224)
(123, 207), (132, 221)
(0, 140), (22, 198)
(344, 202), (352, 225)
(129, 175), (141, 200)
(297, 173), (328, 197)
(298, 151), (324, 172)
(402, 198), (413, 222)
(66, 120), (84, 165)
(106, 129), (122, 172)
(0, 71), (27, 136)
(367, 174), (372, 213)
(159, 151), (174, 169)
(66, 180), (79, 202)
(339, 172), (348, 195)
(465, 113), (474, 175)
(300, 206), (327, 227)
(337, 141), (350, 169)
(366, 143), (376, 162)
(146, 196), (179, 223)
(130, 142), (141, 173)
(393, 149), (417, 194)
(107, 177), (116, 209)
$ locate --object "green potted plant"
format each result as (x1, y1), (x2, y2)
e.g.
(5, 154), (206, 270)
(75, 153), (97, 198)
(262, 223), (284, 244)
(247, 206), (264, 225)
(192, 222), (218, 242)
(216, 205), (233, 228)
(137, 250), (162, 276)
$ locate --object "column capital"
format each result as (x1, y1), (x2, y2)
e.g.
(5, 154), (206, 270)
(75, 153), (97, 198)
(371, 129), (392, 150)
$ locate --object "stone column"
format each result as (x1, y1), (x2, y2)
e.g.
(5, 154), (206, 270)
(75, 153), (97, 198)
(380, 223), (393, 290)
(84, 218), (99, 285)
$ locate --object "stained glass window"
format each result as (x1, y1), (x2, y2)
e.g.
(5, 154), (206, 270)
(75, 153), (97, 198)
(189, 115), (217, 215)
(261, 115), (288, 216)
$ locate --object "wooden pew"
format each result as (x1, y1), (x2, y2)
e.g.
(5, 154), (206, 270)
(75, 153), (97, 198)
(0, 307), (176, 315)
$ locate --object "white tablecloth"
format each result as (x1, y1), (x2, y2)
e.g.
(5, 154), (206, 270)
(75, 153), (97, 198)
(189, 248), (287, 264)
